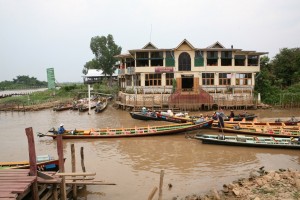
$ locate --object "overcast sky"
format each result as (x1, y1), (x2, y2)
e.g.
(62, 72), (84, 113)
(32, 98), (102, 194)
(0, 0), (299, 83)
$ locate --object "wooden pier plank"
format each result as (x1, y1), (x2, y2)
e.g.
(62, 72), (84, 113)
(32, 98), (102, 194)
(0, 169), (35, 199)
(0, 192), (18, 198)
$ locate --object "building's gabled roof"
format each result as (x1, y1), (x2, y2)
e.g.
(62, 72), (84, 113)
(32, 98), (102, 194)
(175, 39), (195, 50)
(207, 41), (225, 49)
(114, 53), (132, 58)
(142, 42), (158, 49)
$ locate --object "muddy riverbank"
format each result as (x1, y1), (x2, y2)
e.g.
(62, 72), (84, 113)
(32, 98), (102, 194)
(184, 168), (300, 200)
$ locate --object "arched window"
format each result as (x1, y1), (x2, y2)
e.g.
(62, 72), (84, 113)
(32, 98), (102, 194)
(178, 52), (191, 71)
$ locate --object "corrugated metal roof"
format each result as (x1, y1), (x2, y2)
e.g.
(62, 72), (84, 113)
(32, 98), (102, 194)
(82, 69), (118, 77)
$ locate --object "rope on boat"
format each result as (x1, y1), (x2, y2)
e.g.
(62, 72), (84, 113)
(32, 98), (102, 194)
(37, 132), (46, 137)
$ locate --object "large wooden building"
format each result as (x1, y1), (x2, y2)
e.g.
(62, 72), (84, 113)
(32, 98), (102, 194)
(115, 40), (267, 110)
(116, 39), (267, 94)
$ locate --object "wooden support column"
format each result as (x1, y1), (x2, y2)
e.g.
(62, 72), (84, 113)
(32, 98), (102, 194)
(71, 144), (77, 199)
(25, 127), (39, 200)
(57, 135), (67, 200)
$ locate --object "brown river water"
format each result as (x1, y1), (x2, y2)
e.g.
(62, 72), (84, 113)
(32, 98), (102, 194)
(0, 106), (300, 200)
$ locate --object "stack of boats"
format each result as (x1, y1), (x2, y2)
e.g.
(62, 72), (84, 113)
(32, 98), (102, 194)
(53, 97), (109, 113)
(45, 106), (300, 150)
(212, 120), (300, 138)
(198, 116), (300, 149)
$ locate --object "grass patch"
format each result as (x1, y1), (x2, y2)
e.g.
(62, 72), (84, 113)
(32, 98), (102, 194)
(293, 191), (300, 200)
(252, 187), (276, 195)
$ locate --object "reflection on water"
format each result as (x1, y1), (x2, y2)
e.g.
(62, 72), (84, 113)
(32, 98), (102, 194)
(0, 107), (300, 200)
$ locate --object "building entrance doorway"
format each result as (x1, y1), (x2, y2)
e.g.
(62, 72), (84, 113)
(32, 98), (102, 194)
(181, 75), (194, 91)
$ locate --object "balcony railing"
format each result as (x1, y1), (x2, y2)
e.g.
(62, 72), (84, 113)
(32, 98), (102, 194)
(127, 67), (135, 74)
(118, 69), (125, 75)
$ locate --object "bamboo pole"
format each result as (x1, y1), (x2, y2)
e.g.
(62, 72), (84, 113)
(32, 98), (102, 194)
(56, 172), (96, 176)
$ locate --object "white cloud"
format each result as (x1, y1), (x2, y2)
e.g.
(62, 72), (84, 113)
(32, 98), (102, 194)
(0, 0), (299, 82)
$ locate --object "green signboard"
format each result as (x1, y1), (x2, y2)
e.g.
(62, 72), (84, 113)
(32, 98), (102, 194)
(47, 68), (56, 89)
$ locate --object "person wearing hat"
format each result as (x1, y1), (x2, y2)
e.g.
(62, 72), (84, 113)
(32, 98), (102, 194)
(58, 123), (65, 134)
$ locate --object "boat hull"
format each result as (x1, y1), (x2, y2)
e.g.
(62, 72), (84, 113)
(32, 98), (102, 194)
(195, 135), (300, 150)
(42, 120), (213, 139)
(130, 112), (191, 123)
(0, 159), (61, 171)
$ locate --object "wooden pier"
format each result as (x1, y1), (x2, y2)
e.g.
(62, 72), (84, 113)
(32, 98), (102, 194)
(0, 127), (115, 199)
(0, 169), (36, 199)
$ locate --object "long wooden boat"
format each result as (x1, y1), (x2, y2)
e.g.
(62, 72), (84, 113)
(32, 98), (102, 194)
(53, 104), (73, 111)
(129, 112), (160, 121)
(213, 120), (300, 129)
(38, 120), (214, 139)
(0, 155), (61, 171)
(194, 134), (300, 150)
(78, 103), (97, 112)
(213, 125), (300, 138)
(95, 99), (108, 113)
(275, 117), (300, 126)
(223, 114), (257, 121)
(129, 111), (192, 123)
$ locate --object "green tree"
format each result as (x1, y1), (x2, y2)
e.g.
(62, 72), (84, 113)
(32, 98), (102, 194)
(87, 34), (122, 86)
(271, 48), (300, 88)
(82, 59), (100, 75)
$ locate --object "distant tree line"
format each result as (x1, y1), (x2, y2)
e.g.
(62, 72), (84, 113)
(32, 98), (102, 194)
(0, 75), (47, 90)
(255, 48), (300, 106)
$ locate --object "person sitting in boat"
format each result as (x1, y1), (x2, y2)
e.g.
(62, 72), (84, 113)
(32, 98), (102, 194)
(141, 107), (147, 115)
(212, 112), (218, 120)
(229, 110), (235, 118)
(96, 100), (102, 108)
(151, 110), (157, 117)
(195, 114), (205, 124)
(57, 124), (65, 134)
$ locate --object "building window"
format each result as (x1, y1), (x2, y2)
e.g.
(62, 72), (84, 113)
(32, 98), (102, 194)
(178, 52), (191, 71)
(202, 73), (214, 85)
(125, 58), (135, 67)
(248, 55), (258, 66)
(126, 75), (132, 86)
(236, 73), (252, 85)
(219, 73), (231, 85)
(136, 52), (149, 67)
(134, 74), (141, 86)
(195, 50), (204, 66)
(221, 51), (232, 66)
(150, 52), (163, 66)
(145, 74), (162, 86)
(166, 73), (174, 86)
(234, 55), (245, 66)
(166, 51), (175, 66)
(207, 51), (218, 66)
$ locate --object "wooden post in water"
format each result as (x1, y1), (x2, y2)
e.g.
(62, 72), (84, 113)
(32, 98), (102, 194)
(158, 170), (164, 200)
(57, 135), (67, 200)
(147, 187), (158, 200)
(80, 147), (86, 176)
(25, 127), (39, 200)
(71, 144), (77, 199)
